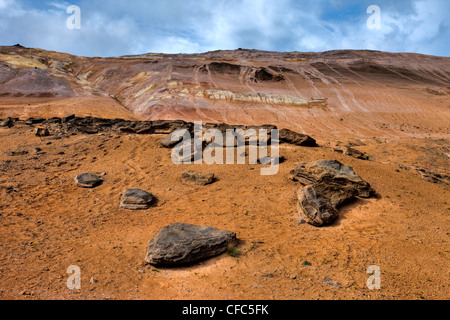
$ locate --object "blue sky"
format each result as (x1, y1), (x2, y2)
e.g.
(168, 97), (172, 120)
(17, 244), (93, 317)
(0, 0), (448, 57)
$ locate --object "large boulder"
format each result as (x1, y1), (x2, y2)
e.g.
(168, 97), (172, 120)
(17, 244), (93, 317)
(145, 223), (237, 266)
(120, 188), (155, 210)
(291, 160), (374, 226)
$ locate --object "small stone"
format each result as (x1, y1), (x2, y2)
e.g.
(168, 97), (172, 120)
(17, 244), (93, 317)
(75, 173), (103, 188)
(181, 170), (215, 186)
(120, 188), (155, 210)
(324, 278), (342, 289)
(90, 277), (97, 284)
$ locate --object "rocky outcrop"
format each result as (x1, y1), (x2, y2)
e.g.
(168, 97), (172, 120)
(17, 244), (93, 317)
(197, 90), (323, 107)
(290, 160), (375, 226)
(145, 223), (237, 266)
(416, 169), (449, 185)
(5, 116), (317, 148)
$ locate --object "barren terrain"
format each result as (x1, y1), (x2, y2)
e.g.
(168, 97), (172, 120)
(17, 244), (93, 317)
(0, 45), (449, 300)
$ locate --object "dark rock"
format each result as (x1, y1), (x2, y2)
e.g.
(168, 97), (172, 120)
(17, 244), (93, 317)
(24, 117), (46, 125)
(151, 120), (192, 134)
(279, 128), (317, 147)
(290, 160), (374, 197)
(347, 139), (366, 147)
(145, 222), (237, 266)
(75, 173), (103, 188)
(343, 146), (369, 160)
(291, 160), (374, 226)
(43, 117), (62, 124)
(416, 169), (449, 185)
(7, 150), (28, 156)
(0, 117), (13, 128)
(181, 170), (215, 185)
(62, 114), (75, 122)
(120, 188), (155, 210)
(34, 127), (50, 137)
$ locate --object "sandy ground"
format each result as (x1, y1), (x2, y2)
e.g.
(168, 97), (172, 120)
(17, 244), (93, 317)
(0, 46), (448, 300)
(0, 122), (448, 300)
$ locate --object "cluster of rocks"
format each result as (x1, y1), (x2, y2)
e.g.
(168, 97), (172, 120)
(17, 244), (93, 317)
(74, 169), (229, 266)
(3, 116), (380, 263)
(290, 160), (375, 226)
(0, 116), (318, 148)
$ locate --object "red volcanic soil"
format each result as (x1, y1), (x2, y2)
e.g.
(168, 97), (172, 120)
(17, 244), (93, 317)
(0, 46), (449, 300)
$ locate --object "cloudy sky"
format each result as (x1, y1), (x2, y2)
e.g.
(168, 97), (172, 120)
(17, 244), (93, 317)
(0, 0), (448, 57)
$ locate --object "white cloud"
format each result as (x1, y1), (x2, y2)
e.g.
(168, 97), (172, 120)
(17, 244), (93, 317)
(0, 0), (448, 57)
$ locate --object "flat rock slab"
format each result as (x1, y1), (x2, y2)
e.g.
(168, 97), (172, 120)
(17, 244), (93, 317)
(145, 223), (237, 266)
(75, 173), (103, 188)
(279, 128), (317, 147)
(291, 160), (374, 226)
(120, 188), (155, 210)
(181, 170), (215, 185)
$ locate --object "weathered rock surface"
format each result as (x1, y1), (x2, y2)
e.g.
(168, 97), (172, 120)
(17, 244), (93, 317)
(181, 170), (215, 185)
(416, 168), (449, 185)
(290, 160), (374, 197)
(291, 160), (374, 226)
(120, 188), (155, 210)
(334, 146), (369, 160)
(75, 173), (103, 188)
(4, 116), (316, 149)
(145, 222), (237, 266)
(279, 128), (317, 147)
(198, 90), (325, 107)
